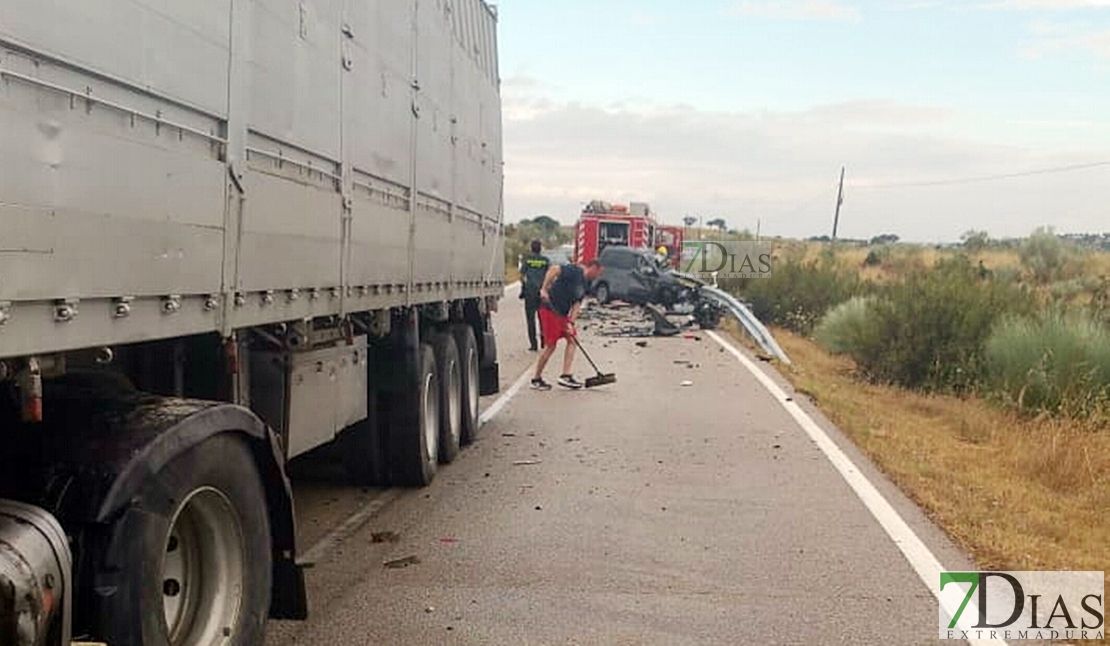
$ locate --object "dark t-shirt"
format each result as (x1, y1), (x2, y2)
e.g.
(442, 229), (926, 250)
(520, 252), (550, 298)
(545, 263), (586, 317)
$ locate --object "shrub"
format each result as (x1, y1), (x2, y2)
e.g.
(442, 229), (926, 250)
(848, 255), (1038, 392)
(814, 296), (880, 356)
(732, 254), (868, 334)
(1019, 227), (1074, 284)
(985, 308), (1110, 418)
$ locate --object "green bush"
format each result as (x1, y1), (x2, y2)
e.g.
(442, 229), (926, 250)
(814, 296), (879, 356)
(1019, 227), (1075, 284)
(503, 218), (574, 272)
(985, 308), (1110, 418)
(845, 255), (1037, 392)
(731, 254), (868, 334)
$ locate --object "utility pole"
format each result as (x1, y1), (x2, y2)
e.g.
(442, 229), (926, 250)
(832, 166), (845, 240)
(756, 218), (761, 241)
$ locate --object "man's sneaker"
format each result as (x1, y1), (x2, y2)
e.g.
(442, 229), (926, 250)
(558, 374), (583, 389)
(530, 378), (552, 391)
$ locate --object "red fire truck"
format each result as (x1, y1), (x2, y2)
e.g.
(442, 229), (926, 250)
(574, 200), (685, 268)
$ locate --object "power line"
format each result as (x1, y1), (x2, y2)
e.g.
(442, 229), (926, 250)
(852, 159), (1110, 190)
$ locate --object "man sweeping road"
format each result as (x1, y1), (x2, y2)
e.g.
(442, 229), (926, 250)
(531, 259), (604, 390)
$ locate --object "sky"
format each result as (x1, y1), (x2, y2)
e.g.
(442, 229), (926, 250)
(490, 0), (1110, 243)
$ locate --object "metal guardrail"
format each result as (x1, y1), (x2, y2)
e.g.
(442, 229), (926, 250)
(699, 285), (791, 364)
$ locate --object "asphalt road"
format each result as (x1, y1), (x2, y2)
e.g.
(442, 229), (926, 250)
(266, 286), (993, 646)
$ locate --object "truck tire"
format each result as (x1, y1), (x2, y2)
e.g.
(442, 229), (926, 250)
(450, 323), (481, 445)
(95, 433), (271, 646)
(387, 343), (439, 486)
(429, 331), (462, 464)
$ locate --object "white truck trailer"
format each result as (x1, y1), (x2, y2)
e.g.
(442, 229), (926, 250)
(0, 1), (505, 644)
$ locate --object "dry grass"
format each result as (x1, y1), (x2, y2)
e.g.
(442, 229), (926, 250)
(728, 322), (1110, 637)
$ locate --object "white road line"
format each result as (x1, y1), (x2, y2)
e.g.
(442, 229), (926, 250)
(707, 330), (1007, 646)
(479, 361), (534, 426)
(296, 489), (402, 567)
(298, 361), (534, 567)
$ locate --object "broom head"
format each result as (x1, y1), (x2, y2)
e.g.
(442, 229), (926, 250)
(584, 373), (617, 388)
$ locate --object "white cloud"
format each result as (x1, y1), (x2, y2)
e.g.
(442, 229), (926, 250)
(500, 94), (1110, 242)
(724, 0), (861, 21)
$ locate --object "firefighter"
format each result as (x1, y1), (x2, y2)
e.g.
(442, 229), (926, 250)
(519, 239), (550, 351)
(656, 245), (670, 268)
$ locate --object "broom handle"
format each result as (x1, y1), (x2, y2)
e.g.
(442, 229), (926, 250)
(569, 333), (604, 374)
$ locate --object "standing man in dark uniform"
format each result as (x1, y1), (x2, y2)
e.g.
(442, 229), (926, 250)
(519, 239), (550, 351)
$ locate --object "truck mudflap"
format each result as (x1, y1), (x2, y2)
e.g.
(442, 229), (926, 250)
(32, 389), (307, 625)
(0, 500), (72, 646)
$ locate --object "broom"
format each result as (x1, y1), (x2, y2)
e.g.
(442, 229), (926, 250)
(568, 333), (617, 387)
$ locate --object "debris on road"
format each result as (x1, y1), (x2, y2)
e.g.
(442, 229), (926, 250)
(635, 340), (648, 348)
(439, 536), (459, 543)
(577, 299), (700, 338)
(371, 531), (400, 543)
(513, 459), (543, 466)
(383, 555), (421, 569)
(680, 380), (693, 387)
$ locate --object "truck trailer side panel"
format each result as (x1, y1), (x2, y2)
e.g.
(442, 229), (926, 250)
(0, 0), (504, 362)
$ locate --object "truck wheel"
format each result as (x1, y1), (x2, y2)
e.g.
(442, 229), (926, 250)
(595, 282), (611, 305)
(97, 433), (271, 646)
(429, 331), (462, 464)
(450, 324), (481, 445)
(388, 343), (439, 486)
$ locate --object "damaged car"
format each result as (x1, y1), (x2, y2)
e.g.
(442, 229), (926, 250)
(591, 245), (723, 329)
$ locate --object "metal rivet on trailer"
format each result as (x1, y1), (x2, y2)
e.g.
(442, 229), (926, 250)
(162, 295), (181, 314)
(234, 292), (247, 307)
(0, 301), (10, 326)
(205, 294), (220, 311)
(331, 288), (341, 300)
(310, 288), (321, 301)
(288, 289), (300, 302)
(113, 296), (133, 318)
(55, 299), (79, 322)
(262, 291), (275, 306)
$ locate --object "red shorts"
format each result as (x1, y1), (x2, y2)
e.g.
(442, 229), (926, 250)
(538, 307), (574, 347)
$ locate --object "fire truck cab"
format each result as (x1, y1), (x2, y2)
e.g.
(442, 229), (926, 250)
(574, 200), (684, 269)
